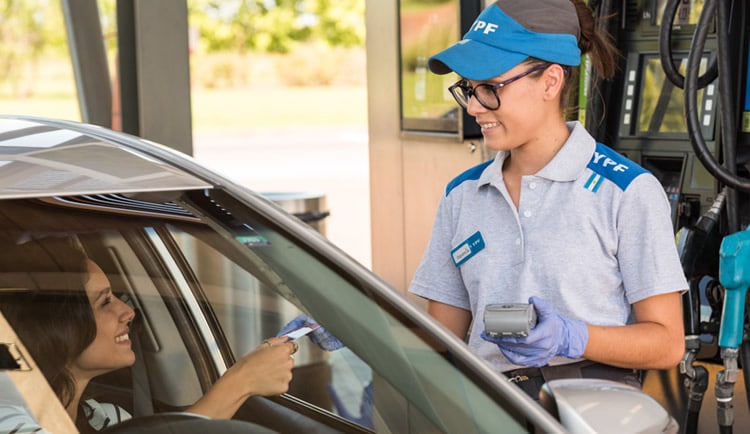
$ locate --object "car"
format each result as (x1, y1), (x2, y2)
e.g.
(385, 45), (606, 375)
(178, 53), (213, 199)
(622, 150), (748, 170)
(0, 114), (676, 434)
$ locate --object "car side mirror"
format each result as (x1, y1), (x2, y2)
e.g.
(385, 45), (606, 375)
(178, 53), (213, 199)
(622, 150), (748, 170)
(539, 378), (678, 433)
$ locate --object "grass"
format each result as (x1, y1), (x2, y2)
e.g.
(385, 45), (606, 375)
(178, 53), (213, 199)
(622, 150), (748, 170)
(0, 86), (367, 130)
(0, 57), (368, 129)
(191, 85), (367, 130)
(0, 96), (81, 120)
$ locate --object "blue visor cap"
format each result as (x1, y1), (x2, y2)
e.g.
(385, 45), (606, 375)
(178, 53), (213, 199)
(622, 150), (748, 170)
(428, 4), (581, 81)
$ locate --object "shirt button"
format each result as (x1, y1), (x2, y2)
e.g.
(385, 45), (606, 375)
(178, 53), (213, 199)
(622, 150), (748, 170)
(523, 210), (532, 218)
(529, 182), (537, 190)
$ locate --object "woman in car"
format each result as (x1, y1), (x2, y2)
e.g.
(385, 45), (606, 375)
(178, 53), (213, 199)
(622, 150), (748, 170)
(0, 237), (297, 432)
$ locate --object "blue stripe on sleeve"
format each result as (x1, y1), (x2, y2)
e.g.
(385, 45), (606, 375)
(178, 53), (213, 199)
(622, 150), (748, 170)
(587, 143), (648, 191)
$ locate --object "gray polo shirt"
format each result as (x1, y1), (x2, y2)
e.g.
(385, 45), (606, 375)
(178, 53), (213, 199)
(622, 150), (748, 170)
(409, 121), (688, 373)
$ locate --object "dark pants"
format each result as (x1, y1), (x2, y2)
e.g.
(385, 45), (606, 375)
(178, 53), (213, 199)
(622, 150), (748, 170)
(504, 360), (642, 400)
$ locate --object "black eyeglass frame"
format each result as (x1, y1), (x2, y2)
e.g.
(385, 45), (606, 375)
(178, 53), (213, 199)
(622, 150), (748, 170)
(448, 63), (551, 111)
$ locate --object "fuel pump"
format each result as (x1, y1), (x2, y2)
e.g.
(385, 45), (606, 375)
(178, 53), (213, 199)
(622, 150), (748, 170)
(584, 0), (750, 432)
(681, 1), (750, 432)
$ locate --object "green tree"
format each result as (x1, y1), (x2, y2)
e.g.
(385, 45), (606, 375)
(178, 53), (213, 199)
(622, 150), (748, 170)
(0, 0), (67, 96)
(188, 0), (363, 54)
(303, 0), (364, 47)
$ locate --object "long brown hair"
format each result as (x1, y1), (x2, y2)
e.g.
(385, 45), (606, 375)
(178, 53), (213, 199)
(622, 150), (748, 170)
(0, 237), (96, 408)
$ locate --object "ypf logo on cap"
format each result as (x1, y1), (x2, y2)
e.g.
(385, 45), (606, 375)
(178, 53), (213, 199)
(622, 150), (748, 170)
(471, 20), (499, 35)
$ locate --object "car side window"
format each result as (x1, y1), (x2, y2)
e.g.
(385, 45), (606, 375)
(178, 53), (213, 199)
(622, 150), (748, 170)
(169, 226), (396, 431)
(165, 215), (527, 433)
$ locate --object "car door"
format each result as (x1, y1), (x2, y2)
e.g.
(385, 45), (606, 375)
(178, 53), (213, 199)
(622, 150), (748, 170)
(0, 188), (565, 434)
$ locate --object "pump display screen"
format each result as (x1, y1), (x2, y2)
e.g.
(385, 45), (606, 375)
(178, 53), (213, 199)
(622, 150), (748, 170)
(637, 55), (709, 135)
(655, 0), (706, 27)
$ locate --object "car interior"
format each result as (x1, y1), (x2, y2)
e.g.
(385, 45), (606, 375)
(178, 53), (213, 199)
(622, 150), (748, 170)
(0, 194), (362, 433)
(0, 190), (539, 434)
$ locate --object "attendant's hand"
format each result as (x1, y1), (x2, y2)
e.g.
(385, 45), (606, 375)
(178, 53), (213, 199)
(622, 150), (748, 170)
(481, 296), (588, 367)
(278, 314), (344, 351)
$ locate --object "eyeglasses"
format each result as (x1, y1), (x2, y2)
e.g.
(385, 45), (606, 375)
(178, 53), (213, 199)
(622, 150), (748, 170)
(448, 64), (550, 111)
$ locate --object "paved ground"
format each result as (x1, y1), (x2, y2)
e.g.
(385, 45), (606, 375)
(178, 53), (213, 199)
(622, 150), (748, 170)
(192, 126), (372, 268)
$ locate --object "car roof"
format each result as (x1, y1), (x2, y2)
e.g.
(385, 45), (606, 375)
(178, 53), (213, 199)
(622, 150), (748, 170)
(0, 115), (211, 199)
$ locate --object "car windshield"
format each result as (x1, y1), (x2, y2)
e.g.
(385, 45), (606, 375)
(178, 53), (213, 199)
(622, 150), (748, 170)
(0, 188), (539, 433)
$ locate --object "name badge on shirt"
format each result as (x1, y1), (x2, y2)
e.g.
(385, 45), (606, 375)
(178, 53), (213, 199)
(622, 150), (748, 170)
(451, 231), (485, 267)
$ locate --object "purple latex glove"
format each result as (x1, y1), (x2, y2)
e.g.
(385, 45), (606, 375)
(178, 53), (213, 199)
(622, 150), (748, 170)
(481, 296), (588, 367)
(277, 314), (344, 351)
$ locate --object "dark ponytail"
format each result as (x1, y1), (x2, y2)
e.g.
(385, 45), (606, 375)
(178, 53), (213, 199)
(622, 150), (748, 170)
(570, 0), (619, 80)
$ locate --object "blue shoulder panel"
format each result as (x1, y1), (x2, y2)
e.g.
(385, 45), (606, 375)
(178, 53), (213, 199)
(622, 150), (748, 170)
(445, 159), (493, 196)
(586, 143), (648, 191)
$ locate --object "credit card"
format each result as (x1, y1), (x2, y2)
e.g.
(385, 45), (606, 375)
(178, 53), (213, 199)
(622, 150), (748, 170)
(285, 323), (320, 340)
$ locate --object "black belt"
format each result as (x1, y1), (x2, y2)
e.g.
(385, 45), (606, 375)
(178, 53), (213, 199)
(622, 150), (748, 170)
(504, 360), (639, 384)
(503, 361), (642, 401)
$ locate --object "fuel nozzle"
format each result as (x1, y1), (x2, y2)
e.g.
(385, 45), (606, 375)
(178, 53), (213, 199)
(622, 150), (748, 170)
(676, 188), (726, 336)
(677, 188), (726, 278)
(676, 189), (728, 434)
(718, 228), (750, 350)
(713, 225), (750, 434)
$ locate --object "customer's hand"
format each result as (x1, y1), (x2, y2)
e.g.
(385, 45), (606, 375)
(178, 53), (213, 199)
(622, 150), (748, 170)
(481, 296), (588, 367)
(278, 314), (344, 351)
(229, 336), (296, 397)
